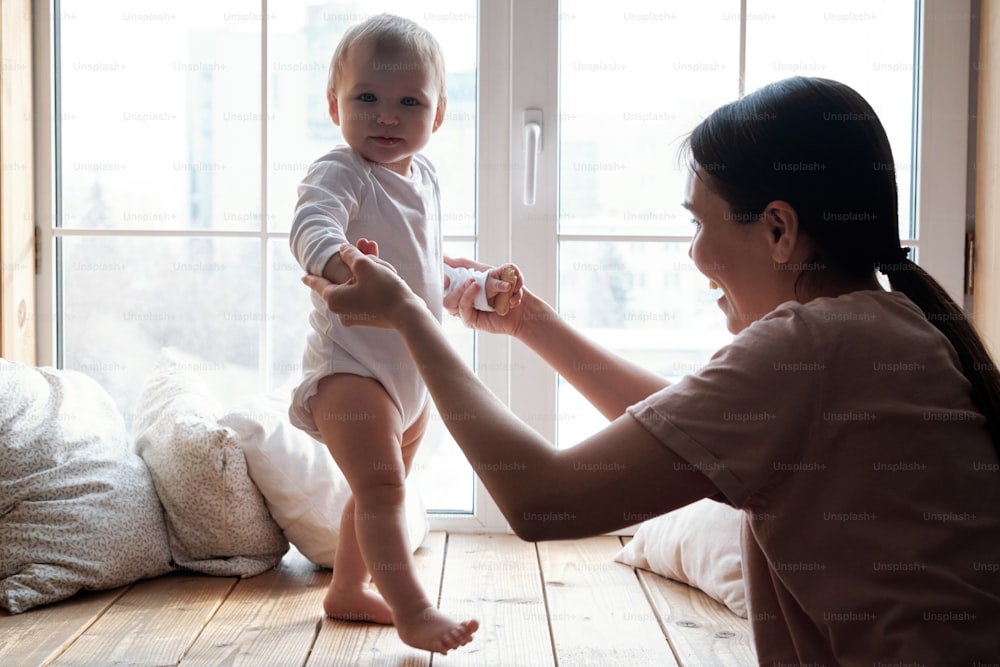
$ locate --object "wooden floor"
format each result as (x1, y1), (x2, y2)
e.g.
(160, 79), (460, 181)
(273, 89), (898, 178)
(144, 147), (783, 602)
(0, 533), (755, 666)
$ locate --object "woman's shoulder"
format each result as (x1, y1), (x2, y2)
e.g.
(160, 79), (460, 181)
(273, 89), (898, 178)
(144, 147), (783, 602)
(728, 289), (942, 369)
(759, 290), (927, 335)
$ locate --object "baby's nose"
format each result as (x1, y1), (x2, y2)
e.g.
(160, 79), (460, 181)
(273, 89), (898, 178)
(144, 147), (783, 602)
(376, 108), (399, 125)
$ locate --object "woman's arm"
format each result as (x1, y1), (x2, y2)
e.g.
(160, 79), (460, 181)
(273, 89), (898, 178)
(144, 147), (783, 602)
(443, 257), (670, 420)
(308, 245), (715, 540)
(512, 288), (671, 420)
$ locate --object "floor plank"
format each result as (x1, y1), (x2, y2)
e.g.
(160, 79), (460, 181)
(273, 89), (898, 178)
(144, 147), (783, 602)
(1, 532), (756, 666)
(49, 573), (237, 667)
(308, 530), (446, 666)
(637, 570), (756, 666)
(434, 533), (553, 667)
(0, 586), (127, 666)
(178, 549), (327, 666)
(539, 536), (681, 666)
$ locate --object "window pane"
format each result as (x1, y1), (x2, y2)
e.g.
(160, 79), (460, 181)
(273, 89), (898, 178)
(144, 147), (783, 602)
(418, 239), (477, 513)
(56, 2), (478, 515)
(266, 1), (477, 237)
(744, 0), (918, 239)
(59, 1), (262, 231)
(558, 1), (741, 448)
(60, 236), (261, 418)
(269, 238), (313, 392)
(557, 241), (732, 447)
(559, 0), (741, 236)
(556, 3), (920, 449)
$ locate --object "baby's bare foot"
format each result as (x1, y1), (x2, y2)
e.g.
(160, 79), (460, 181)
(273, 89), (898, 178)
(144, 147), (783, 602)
(324, 586), (394, 625)
(394, 606), (479, 654)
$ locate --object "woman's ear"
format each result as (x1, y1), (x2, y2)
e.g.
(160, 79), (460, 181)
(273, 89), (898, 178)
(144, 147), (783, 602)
(763, 200), (801, 265)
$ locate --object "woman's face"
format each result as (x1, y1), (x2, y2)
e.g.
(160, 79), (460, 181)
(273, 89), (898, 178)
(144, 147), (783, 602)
(684, 171), (788, 334)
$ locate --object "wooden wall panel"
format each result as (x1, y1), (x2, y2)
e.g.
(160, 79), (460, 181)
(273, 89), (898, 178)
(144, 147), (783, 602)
(975, 0), (1000, 358)
(0, 0), (36, 364)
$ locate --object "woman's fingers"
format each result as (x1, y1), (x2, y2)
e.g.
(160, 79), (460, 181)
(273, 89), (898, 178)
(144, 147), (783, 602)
(302, 273), (334, 293)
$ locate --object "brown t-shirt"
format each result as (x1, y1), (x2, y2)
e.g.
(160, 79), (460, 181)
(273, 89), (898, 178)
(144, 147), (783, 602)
(627, 290), (1000, 665)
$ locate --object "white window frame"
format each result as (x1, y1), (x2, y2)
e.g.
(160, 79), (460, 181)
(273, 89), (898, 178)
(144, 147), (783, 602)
(32, 0), (973, 535)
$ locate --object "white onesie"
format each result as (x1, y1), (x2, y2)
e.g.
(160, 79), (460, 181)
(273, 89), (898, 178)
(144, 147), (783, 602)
(289, 146), (489, 439)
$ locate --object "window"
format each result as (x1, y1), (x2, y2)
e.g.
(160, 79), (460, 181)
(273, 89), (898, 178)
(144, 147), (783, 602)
(35, 0), (973, 532)
(553, 0), (925, 448)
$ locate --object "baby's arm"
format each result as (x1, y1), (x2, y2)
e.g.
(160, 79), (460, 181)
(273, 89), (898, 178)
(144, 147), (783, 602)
(289, 152), (365, 285)
(442, 263), (520, 313)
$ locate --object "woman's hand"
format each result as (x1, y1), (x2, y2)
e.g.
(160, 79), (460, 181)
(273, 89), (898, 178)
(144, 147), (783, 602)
(302, 243), (426, 329)
(443, 256), (526, 337)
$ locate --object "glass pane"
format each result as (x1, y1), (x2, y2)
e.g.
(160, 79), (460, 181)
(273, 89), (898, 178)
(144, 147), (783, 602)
(60, 236), (261, 420)
(59, 0), (262, 231)
(556, 241), (733, 448)
(419, 239), (477, 513)
(559, 0), (741, 237)
(266, 1), (477, 237)
(268, 238), (314, 392)
(744, 0), (918, 239)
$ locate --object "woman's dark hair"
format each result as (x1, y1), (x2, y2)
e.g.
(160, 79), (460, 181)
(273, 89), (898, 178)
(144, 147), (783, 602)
(685, 76), (1000, 450)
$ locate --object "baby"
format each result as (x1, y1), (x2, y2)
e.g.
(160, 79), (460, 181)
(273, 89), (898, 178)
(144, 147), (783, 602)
(288, 13), (515, 654)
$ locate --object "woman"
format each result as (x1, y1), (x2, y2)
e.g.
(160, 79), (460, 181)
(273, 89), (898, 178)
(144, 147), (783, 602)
(305, 77), (1000, 664)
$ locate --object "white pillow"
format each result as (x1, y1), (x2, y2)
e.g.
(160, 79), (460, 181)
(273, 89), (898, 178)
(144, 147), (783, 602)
(132, 349), (289, 576)
(221, 392), (429, 568)
(0, 360), (173, 614)
(614, 498), (746, 618)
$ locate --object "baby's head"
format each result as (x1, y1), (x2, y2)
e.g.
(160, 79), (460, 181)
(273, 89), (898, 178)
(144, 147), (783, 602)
(327, 14), (447, 116)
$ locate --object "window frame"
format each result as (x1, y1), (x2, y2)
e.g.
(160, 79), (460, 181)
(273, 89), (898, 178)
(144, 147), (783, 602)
(28, 0), (975, 535)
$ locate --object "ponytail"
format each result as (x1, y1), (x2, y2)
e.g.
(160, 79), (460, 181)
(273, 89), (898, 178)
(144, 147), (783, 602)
(885, 260), (1000, 452)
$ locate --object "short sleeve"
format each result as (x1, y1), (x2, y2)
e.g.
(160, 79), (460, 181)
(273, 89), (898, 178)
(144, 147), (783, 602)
(442, 264), (492, 311)
(289, 150), (368, 276)
(627, 305), (825, 507)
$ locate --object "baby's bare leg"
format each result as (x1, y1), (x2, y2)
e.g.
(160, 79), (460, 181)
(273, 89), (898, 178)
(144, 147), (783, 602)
(311, 375), (477, 654)
(326, 495), (392, 623)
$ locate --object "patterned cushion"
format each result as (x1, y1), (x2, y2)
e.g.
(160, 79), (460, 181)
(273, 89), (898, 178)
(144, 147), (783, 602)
(0, 360), (173, 614)
(132, 349), (288, 576)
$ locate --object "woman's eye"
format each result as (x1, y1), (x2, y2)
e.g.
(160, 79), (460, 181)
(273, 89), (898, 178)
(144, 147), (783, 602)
(689, 218), (702, 230)
(358, 93), (376, 102)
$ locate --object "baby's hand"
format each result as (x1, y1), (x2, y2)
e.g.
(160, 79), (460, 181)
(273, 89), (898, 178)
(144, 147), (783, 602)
(486, 264), (521, 316)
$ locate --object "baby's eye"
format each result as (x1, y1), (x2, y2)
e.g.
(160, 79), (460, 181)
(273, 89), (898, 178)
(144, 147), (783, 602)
(358, 92), (376, 102)
(401, 97), (420, 106)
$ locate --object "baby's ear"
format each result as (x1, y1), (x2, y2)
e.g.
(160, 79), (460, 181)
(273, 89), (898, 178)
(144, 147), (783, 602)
(432, 99), (446, 133)
(328, 91), (341, 126)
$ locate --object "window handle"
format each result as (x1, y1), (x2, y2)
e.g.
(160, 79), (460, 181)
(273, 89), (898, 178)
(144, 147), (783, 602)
(523, 109), (542, 206)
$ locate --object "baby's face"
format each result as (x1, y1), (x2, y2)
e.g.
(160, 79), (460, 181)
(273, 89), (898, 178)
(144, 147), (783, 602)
(330, 41), (444, 176)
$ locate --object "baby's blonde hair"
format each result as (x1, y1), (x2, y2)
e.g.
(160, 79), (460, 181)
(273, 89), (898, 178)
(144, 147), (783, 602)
(327, 14), (447, 111)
